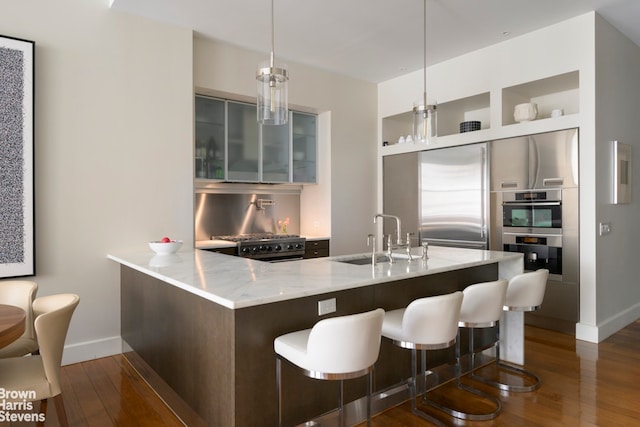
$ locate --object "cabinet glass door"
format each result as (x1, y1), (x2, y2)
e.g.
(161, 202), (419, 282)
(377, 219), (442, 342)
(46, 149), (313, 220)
(195, 96), (225, 180)
(261, 122), (290, 183)
(292, 112), (317, 183)
(227, 101), (259, 182)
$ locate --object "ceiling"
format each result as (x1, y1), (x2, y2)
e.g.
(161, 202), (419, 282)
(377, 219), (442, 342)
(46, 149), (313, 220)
(110, 0), (640, 83)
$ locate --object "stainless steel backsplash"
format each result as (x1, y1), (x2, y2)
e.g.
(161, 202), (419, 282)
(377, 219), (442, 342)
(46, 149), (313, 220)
(195, 192), (301, 240)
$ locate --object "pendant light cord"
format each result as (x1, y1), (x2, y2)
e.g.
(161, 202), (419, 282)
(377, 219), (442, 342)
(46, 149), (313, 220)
(270, 0), (275, 69)
(423, 0), (427, 109)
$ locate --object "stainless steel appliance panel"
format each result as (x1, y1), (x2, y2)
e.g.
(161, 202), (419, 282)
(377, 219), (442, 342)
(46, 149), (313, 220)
(490, 128), (579, 190)
(529, 128), (579, 188)
(382, 152), (420, 241)
(490, 136), (529, 190)
(419, 143), (488, 248)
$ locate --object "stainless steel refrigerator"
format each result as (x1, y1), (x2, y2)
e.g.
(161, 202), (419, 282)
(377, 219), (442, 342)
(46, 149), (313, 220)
(383, 142), (488, 249)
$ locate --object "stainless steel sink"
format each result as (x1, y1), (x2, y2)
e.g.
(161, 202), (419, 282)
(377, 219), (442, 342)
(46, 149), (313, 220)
(336, 255), (389, 265)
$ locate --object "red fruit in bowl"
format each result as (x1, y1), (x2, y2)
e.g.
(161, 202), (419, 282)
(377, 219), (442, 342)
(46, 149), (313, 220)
(161, 237), (171, 243)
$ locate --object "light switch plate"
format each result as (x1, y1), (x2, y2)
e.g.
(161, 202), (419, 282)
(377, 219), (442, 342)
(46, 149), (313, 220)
(599, 222), (611, 236)
(318, 298), (336, 316)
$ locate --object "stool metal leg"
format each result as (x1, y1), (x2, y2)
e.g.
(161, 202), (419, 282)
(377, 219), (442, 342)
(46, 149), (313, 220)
(366, 370), (372, 427)
(276, 357), (283, 427)
(338, 379), (344, 427)
(422, 330), (502, 421)
(470, 321), (541, 392)
(408, 349), (447, 427)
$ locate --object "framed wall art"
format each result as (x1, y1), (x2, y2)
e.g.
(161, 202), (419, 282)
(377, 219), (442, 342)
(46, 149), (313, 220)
(613, 140), (632, 205)
(0, 35), (35, 278)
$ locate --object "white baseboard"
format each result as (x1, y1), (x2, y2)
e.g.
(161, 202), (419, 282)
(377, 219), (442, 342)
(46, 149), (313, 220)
(61, 336), (122, 366)
(576, 302), (640, 343)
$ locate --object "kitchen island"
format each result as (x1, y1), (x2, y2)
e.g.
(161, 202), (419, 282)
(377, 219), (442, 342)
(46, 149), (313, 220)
(109, 246), (522, 426)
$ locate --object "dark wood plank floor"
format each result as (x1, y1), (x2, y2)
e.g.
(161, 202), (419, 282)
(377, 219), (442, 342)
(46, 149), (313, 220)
(27, 320), (640, 426)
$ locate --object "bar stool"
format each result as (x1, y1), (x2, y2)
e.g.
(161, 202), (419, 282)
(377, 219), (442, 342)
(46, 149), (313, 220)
(452, 279), (507, 420)
(473, 269), (548, 392)
(274, 308), (384, 427)
(380, 291), (463, 426)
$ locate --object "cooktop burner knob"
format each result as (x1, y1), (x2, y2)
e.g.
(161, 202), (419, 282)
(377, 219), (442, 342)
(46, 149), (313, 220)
(275, 245), (282, 251)
(295, 243), (303, 249)
(241, 247), (250, 254)
(266, 246), (273, 251)
(287, 244), (294, 250)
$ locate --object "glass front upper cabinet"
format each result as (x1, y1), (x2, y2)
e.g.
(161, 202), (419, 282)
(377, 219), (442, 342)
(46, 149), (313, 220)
(291, 112), (317, 183)
(195, 95), (317, 184)
(227, 101), (260, 182)
(195, 96), (225, 180)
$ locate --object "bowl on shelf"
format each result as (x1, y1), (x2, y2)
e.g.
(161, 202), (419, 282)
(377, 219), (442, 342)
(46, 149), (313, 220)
(459, 121), (481, 133)
(149, 240), (183, 255)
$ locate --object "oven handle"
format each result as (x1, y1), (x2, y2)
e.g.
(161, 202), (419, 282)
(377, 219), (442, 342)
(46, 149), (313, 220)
(503, 231), (562, 238)
(502, 201), (561, 206)
(267, 256), (304, 263)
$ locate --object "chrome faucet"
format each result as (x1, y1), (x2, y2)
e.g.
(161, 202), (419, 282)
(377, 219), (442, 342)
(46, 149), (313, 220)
(374, 214), (402, 245)
(374, 214), (412, 263)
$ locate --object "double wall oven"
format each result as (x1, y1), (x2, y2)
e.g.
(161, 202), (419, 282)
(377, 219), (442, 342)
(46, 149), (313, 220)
(501, 189), (563, 279)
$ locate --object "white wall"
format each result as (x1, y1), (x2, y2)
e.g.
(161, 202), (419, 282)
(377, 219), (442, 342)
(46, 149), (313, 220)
(588, 14), (640, 340)
(193, 37), (378, 256)
(0, 0), (194, 363)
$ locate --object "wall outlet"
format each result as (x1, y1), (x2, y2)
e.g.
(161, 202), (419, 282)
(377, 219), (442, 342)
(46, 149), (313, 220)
(318, 298), (336, 316)
(599, 222), (612, 236)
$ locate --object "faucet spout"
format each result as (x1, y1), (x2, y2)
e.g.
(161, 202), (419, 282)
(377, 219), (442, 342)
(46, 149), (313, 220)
(374, 214), (402, 245)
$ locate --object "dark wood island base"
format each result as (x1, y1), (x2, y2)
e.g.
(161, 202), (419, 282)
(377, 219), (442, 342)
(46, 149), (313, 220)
(120, 262), (500, 426)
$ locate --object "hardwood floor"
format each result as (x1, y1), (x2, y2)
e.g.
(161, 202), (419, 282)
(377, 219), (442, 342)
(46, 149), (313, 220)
(27, 320), (640, 426)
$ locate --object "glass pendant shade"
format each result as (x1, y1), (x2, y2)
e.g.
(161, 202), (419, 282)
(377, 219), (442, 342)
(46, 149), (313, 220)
(257, 0), (288, 125)
(413, 101), (437, 144)
(257, 61), (289, 125)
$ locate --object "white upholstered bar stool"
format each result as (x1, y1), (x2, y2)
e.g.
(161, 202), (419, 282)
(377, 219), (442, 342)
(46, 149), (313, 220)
(274, 308), (384, 427)
(450, 279), (507, 420)
(380, 292), (463, 427)
(473, 269), (548, 392)
(0, 280), (39, 358)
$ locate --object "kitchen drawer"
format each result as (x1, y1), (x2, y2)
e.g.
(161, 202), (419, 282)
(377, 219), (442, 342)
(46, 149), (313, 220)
(304, 239), (329, 259)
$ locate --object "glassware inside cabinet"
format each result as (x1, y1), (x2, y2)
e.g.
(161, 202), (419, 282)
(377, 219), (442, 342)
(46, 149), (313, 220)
(195, 96), (225, 179)
(292, 112), (317, 183)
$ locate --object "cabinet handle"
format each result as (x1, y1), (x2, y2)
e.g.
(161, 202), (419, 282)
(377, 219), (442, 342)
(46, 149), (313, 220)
(501, 181), (518, 189)
(543, 178), (564, 187)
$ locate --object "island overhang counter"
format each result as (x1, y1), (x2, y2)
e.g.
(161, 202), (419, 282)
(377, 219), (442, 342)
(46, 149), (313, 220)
(108, 246), (523, 427)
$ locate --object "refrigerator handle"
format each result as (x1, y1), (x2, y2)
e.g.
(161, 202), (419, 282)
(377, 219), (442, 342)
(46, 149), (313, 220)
(481, 145), (487, 239)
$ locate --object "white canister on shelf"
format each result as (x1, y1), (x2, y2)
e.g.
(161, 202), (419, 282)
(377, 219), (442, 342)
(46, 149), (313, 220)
(514, 103), (538, 122)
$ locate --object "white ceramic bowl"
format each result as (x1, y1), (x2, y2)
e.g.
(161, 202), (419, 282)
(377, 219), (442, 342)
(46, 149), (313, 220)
(149, 240), (183, 255)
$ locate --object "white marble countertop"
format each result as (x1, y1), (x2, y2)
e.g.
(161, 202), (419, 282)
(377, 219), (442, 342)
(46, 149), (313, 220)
(108, 246), (522, 310)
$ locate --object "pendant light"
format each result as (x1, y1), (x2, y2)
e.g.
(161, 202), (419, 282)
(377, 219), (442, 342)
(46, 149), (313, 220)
(413, 0), (436, 144)
(256, 0), (289, 125)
